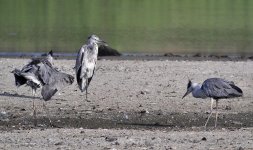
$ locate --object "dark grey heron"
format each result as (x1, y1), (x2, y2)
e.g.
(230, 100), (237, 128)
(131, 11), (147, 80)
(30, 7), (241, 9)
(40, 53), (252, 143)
(12, 51), (74, 125)
(182, 78), (243, 128)
(75, 35), (107, 100)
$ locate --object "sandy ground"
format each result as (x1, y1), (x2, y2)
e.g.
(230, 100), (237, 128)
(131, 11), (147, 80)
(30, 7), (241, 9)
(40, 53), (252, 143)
(0, 57), (253, 149)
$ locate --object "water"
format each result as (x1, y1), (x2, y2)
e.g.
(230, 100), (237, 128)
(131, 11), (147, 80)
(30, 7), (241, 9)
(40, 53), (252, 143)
(0, 0), (253, 54)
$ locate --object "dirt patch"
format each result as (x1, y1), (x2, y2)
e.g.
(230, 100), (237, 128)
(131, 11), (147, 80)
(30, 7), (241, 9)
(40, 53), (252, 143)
(0, 58), (253, 149)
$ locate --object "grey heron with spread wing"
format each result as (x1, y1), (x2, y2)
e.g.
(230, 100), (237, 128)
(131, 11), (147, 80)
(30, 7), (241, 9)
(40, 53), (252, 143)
(182, 78), (243, 128)
(75, 35), (107, 100)
(12, 51), (74, 125)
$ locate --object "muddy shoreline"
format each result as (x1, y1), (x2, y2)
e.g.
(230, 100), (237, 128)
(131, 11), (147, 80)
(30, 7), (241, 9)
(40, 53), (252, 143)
(0, 58), (253, 149)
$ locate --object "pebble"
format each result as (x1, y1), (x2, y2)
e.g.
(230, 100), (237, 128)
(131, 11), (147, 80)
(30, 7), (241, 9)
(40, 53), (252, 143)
(105, 136), (117, 142)
(201, 137), (207, 141)
(54, 141), (64, 145)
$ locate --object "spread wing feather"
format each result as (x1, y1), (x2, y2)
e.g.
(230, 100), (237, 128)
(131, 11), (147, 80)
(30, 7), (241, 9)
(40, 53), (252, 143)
(39, 61), (74, 100)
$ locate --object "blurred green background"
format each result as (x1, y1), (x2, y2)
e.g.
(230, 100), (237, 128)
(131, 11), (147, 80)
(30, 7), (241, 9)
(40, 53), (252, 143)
(0, 0), (253, 54)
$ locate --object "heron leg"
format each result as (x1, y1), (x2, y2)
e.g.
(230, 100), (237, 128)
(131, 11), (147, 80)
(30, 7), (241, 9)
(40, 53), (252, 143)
(86, 80), (88, 101)
(43, 102), (52, 126)
(215, 100), (219, 128)
(32, 89), (37, 126)
(205, 98), (214, 129)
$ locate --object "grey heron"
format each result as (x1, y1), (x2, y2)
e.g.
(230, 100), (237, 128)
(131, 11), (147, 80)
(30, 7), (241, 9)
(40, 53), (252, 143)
(182, 78), (243, 128)
(75, 35), (107, 100)
(12, 51), (74, 125)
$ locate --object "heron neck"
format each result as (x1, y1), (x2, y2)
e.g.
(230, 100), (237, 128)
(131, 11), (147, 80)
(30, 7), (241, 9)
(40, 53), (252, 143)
(192, 84), (207, 98)
(87, 42), (98, 51)
(46, 55), (53, 64)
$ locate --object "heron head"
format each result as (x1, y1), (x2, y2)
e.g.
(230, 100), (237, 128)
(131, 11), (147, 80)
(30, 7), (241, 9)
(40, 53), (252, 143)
(182, 80), (194, 99)
(46, 50), (54, 64)
(88, 35), (107, 46)
(47, 50), (53, 57)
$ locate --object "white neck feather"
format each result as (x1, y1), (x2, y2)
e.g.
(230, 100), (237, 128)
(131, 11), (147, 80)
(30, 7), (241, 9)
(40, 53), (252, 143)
(191, 83), (207, 98)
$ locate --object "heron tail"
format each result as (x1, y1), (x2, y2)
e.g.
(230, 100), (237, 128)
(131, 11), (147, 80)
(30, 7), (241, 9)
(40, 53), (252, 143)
(230, 84), (243, 96)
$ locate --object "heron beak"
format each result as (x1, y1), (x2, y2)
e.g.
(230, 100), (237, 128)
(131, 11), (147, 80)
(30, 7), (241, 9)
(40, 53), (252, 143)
(98, 39), (108, 46)
(182, 90), (191, 99)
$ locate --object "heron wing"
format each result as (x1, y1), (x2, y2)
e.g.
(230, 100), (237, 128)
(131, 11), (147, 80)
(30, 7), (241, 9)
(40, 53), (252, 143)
(39, 61), (74, 100)
(37, 61), (53, 85)
(11, 69), (27, 87)
(49, 71), (74, 90)
(87, 60), (96, 86)
(41, 85), (58, 101)
(202, 78), (243, 99)
(38, 61), (74, 88)
(41, 73), (73, 101)
(75, 46), (84, 88)
(12, 58), (43, 88)
(75, 45), (86, 77)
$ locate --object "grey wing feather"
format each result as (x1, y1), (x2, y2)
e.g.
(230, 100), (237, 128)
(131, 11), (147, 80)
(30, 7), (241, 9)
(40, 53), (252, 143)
(39, 62), (74, 88)
(75, 46), (84, 90)
(11, 69), (27, 87)
(50, 72), (74, 89)
(41, 85), (58, 101)
(75, 45), (90, 91)
(87, 60), (96, 87)
(202, 78), (243, 99)
(75, 45), (87, 77)
(12, 63), (42, 87)
(39, 61), (74, 100)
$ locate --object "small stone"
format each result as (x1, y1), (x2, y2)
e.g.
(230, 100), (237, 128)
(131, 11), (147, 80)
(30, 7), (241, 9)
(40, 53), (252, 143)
(140, 91), (145, 94)
(80, 131), (84, 133)
(105, 136), (117, 142)
(140, 89), (150, 95)
(232, 121), (243, 125)
(225, 105), (232, 110)
(140, 110), (149, 114)
(201, 137), (207, 141)
(157, 112), (162, 116)
(238, 146), (244, 150)
(0, 111), (7, 115)
(54, 141), (64, 145)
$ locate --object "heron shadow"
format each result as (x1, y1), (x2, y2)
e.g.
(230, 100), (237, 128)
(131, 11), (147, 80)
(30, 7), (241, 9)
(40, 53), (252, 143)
(0, 92), (40, 100)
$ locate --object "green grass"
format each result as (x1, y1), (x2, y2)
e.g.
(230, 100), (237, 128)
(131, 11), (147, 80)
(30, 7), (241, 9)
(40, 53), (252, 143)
(0, 0), (253, 54)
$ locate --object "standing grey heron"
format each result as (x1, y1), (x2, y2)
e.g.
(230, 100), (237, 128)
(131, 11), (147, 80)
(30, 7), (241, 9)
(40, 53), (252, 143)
(75, 35), (107, 100)
(12, 51), (74, 125)
(182, 78), (243, 128)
